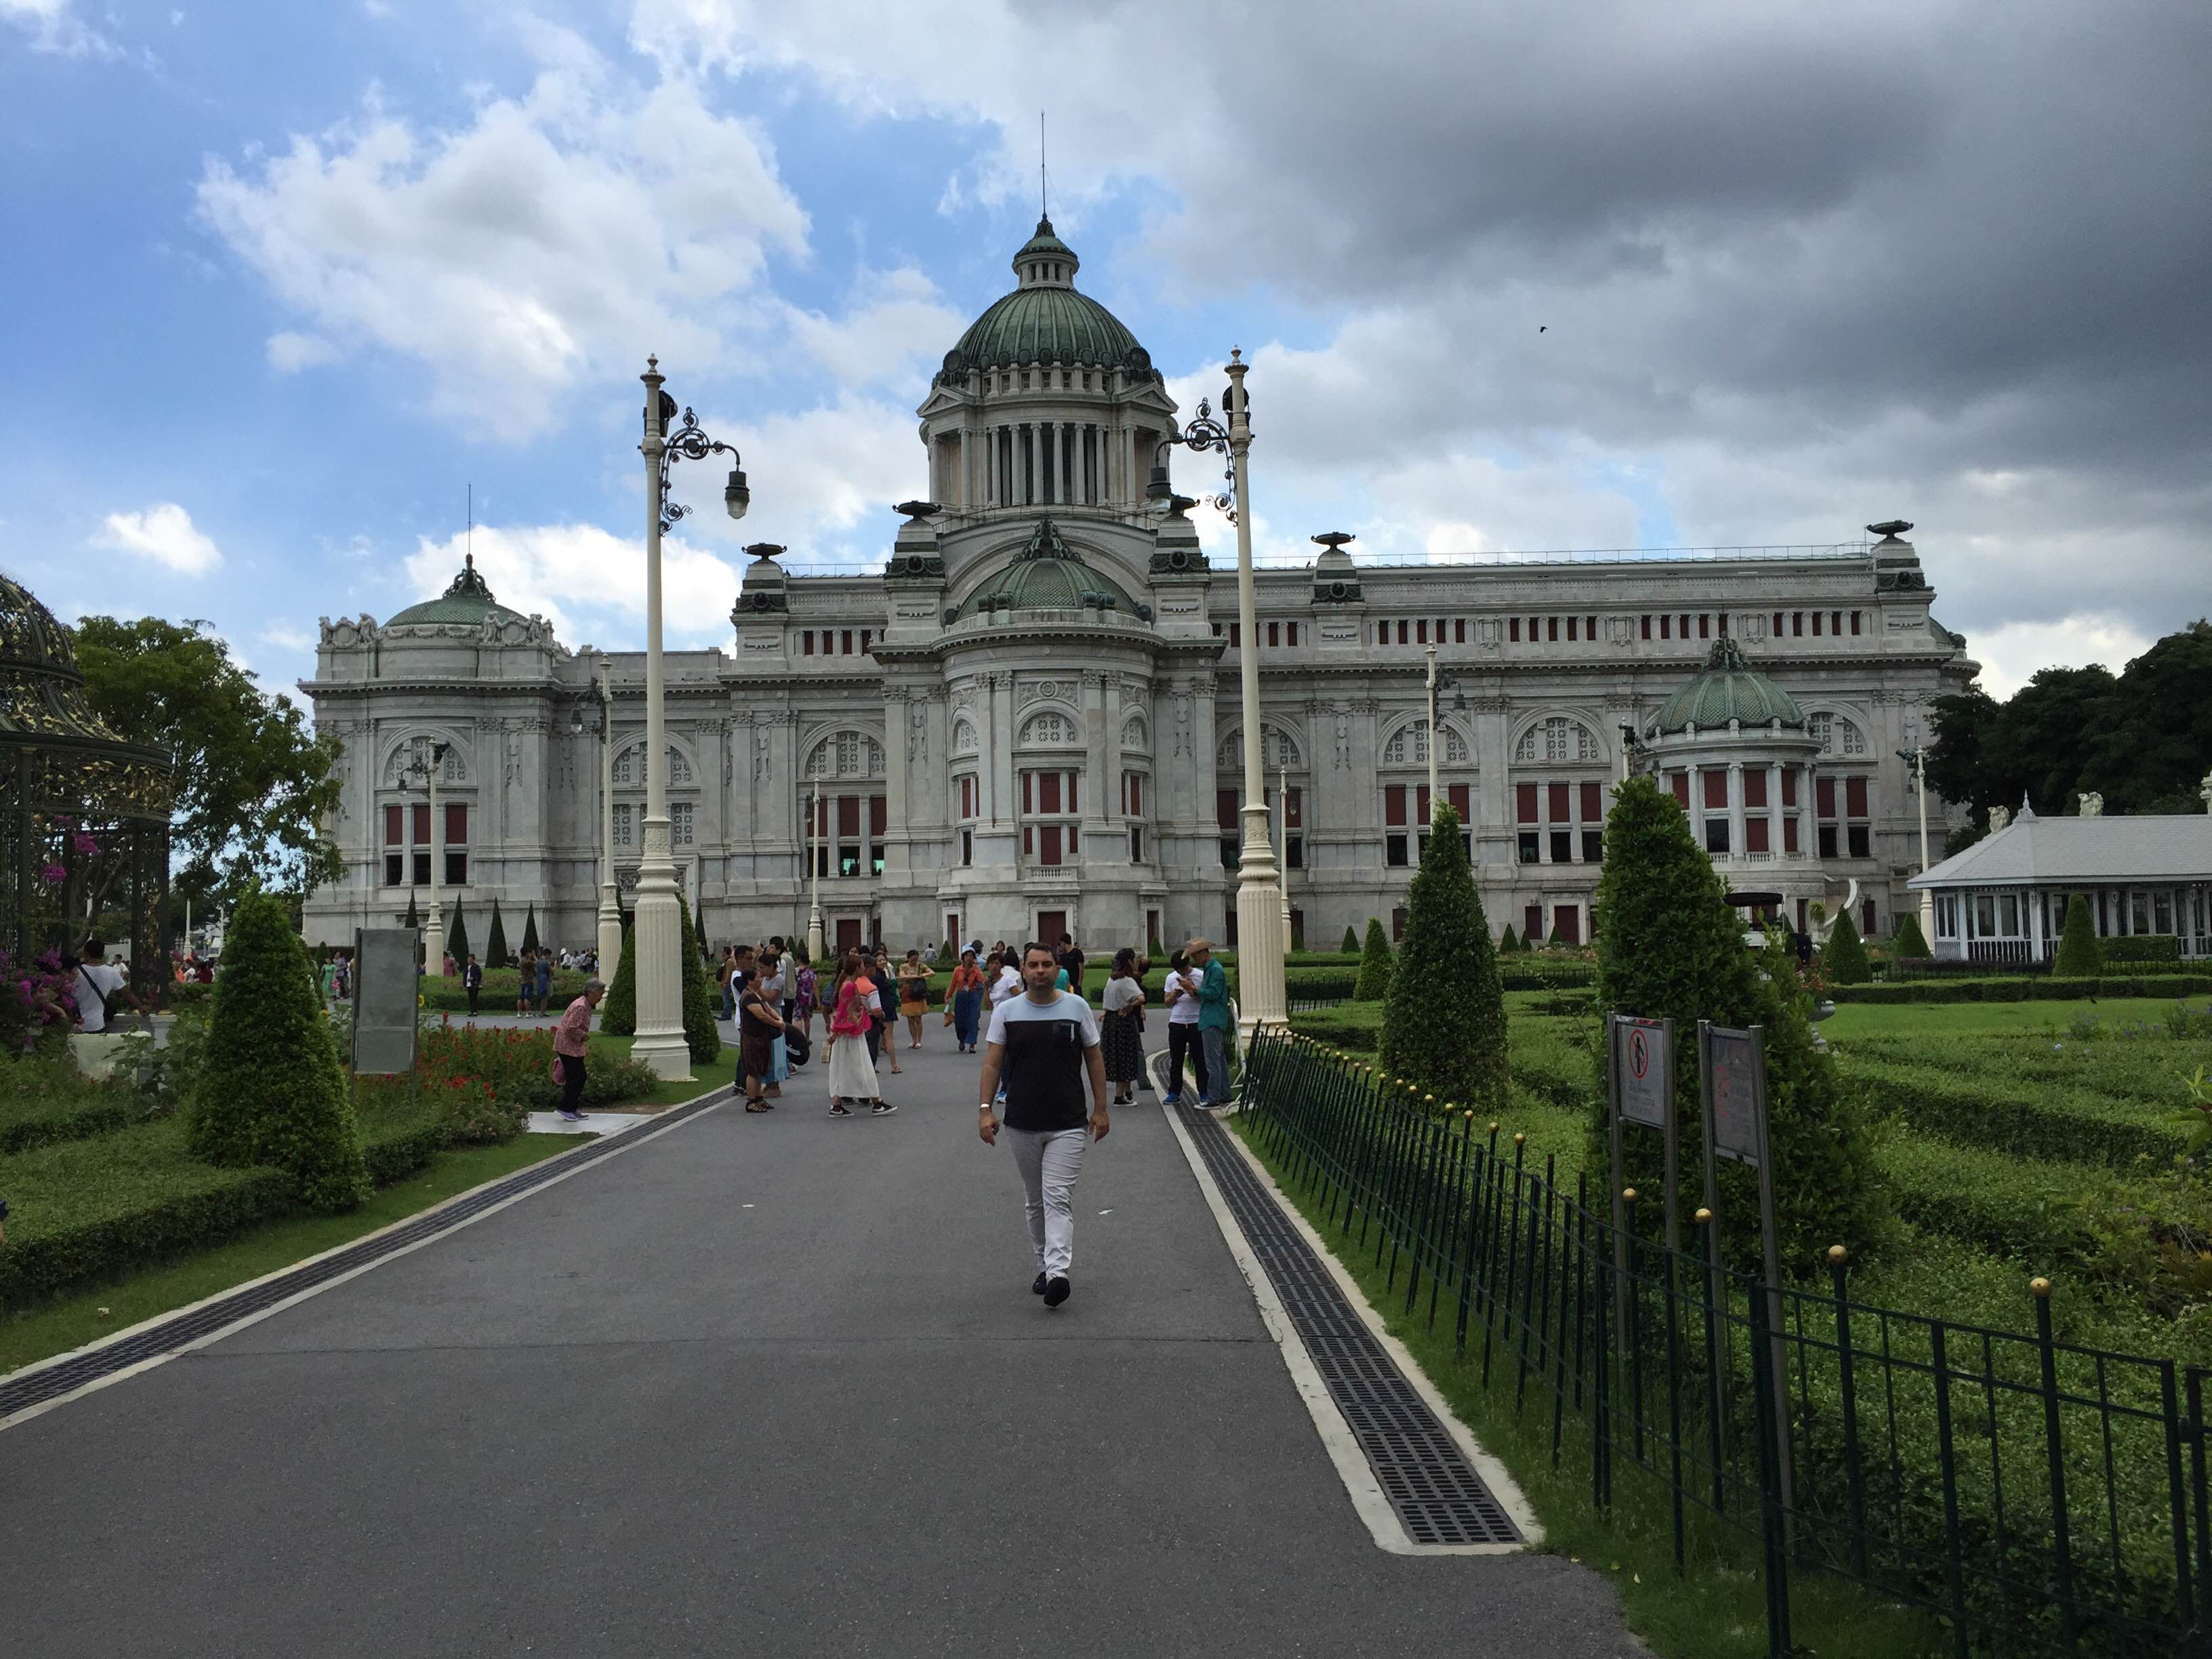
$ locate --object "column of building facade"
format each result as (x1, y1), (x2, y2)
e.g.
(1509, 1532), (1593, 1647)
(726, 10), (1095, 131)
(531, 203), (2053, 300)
(1469, 695), (1515, 876)
(1080, 672), (1110, 841)
(1766, 761), (1784, 857)
(1799, 762), (1817, 857)
(1728, 760), (1746, 859)
(1107, 676), (1130, 856)
(1687, 762), (1702, 839)
(881, 686), (913, 882)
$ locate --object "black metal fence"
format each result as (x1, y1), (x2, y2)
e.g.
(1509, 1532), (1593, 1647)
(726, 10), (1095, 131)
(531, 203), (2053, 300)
(1239, 1029), (2205, 1658)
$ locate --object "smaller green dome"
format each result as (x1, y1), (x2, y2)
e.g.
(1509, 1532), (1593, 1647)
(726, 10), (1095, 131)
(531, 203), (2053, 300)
(952, 519), (1143, 621)
(1647, 638), (1805, 736)
(935, 216), (1157, 386)
(388, 558), (525, 628)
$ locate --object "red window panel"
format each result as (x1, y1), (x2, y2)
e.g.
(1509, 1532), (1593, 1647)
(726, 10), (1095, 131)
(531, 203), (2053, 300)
(1547, 781), (1570, 822)
(1717, 613), (1727, 635)
(815, 797), (830, 836)
(1528, 616), (1539, 641)
(1746, 816), (1771, 854)
(1524, 905), (1543, 942)
(411, 803), (431, 844)
(1698, 614), (1711, 640)
(1021, 772), (1033, 813)
(1385, 785), (1408, 827)
(861, 629), (872, 653)
(1039, 826), (1062, 866)
(869, 796), (887, 836)
(842, 630), (854, 653)
(1285, 786), (1302, 828)
(1850, 611), (1862, 636)
(1668, 771), (1690, 807)
(1039, 773), (1061, 813)
(1397, 621), (1408, 644)
(1703, 771), (1729, 811)
(1067, 773), (1078, 813)
(1068, 826), (1078, 854)
(1547, 617), (1559, 642)
(1679, 614), (1691, 638)
(1791, 613), (1803, 638)
(1782, 769), (1799, 807)
(1416, 784), (1431, 822)
(1023, 826), (1033, 855)
(1832, 611), (1843, 636)
(1742, 770), (1768, 809)
(1230, 623), (1242, 647)
(1454, 620), (1466, 644)
(1268, 622), (1280, 648)
(1288, 622), (1299, 647)
(1812, 612), (1822, 636)
(1578, 781), (1603, 821)
(1376, 623), (1389, 644)
(1448, 783), (1471, 820)
(1784, 817), (1800, 854)
(1566, 617), (1578, 642)
(802, 631), (815, 655)
(1845, 776), (1868, 818)
(1816, 777), (1837, 818)
(384, 804), (403, 846)
(1416, 619), (1428, 644)
(1586, 614), (1597, 640)
(1515, 782), (1539, 823)
(1641, 615), (1652, 640)
(444, 802), (468, 844)
(1509, 617), (1521, 642)
(1218, 787), (1240, 830)
(1773, 612), (1784, 638)
(838, 795), (861, 836)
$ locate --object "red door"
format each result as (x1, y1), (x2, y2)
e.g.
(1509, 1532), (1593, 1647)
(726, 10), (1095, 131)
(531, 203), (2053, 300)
(1036, 910), (1067, 948)
(836, 918), (863, 952)
(1523, 904), (1542, 942)
(1556, 905), (1582, 945)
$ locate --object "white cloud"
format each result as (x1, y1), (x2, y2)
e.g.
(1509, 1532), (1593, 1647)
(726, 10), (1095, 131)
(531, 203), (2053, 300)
(1963, 615), (2154, 703)
(1, 0), (118, 56)
(197, 33), (809, 434)
(260, 621), (316, 651)
(266, 330), (338, 372)
(782, 266), (964, 392)
(94, 503), (224, 575)
(401, 523), (743, 647)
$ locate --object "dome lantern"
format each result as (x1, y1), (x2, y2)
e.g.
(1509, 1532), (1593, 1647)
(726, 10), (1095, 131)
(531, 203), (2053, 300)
(935, 220), (1158, 388)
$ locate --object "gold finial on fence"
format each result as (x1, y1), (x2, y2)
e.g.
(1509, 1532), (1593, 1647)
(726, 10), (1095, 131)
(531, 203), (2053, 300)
(1623, 1187), (1639, 1204)
(1513, 1131), (1526, 1147)
(1694, 1207), (1713, 1224)
(1488, 1121), (1500, 1134)
(2030, 1277), (2053, 1298)
(1424, 1093), (1436, 1105)
(1828, 1245), (1848, 1265)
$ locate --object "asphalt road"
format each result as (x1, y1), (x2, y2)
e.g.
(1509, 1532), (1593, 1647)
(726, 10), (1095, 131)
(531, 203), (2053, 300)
(3, 1031), (1637, 1658)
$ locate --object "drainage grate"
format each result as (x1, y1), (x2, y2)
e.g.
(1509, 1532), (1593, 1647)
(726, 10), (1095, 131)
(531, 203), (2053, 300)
(1179, 1103), (1521, 1547)
(0, 1091), (731, 1423)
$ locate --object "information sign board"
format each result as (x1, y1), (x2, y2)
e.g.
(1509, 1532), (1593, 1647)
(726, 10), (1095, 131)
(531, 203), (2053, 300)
(1612, 1017), (1672, 1130)
(1706, 1025), (1767, 1168)
(352, 928), (419, 1078)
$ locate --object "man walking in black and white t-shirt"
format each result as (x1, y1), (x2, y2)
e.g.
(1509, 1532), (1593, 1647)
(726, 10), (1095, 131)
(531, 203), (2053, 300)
(977, 941), (1110, 1309)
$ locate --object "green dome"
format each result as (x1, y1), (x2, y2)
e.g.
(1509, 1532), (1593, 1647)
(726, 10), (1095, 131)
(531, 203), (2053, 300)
(388, 558), (525, 628)
(935, 217), (1156, 386)
(1646, 638), (1805, 736)
(952, 519), (1143, 621)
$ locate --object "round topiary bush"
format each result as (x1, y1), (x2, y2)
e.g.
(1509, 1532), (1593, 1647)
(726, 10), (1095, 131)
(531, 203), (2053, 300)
(1353, 918), (1393, 1000)
(188, 887), (369, 1212)
(1376, 804), (1507, 1113)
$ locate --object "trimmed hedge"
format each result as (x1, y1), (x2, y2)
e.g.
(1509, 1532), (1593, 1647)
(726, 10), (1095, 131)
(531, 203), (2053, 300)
(1835, 974), (2212, 1004)
(0, 1094), (135, 1156)
(1872, 1134), (2088, 1262)
(1835, 1055), (2185, 1168)
(2106, 934), (2183, 964)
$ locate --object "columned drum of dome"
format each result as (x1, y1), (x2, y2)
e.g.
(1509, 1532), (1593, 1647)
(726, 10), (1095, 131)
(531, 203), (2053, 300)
(0, 572), (174, 991)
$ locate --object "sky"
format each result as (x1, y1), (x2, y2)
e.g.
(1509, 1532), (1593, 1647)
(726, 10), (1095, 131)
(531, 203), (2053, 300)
(1, 0), (2205, 703)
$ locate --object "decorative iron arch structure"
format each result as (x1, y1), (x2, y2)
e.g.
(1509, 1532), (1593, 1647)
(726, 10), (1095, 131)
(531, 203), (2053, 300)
(0, 573), (175, 994)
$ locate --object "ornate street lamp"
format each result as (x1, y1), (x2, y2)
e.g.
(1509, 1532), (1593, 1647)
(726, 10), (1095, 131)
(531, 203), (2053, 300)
(806, 776), (825, 964)
(1147, 350), (1284, 1033)
(569, 656), (621, 978)
(405, 739), (451, 970)
(1898, 735), (1936, 948)
(635, 359), (750, 1078)
(1420, 642), (1467, 816)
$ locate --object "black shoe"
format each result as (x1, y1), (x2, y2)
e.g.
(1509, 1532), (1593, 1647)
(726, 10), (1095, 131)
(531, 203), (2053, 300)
(1032, 1271), (1048, 1295)
(1042, 1275), (1071, 1309)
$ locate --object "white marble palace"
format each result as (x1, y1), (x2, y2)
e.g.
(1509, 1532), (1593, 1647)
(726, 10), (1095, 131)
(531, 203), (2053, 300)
(301, 217), (1976, 957)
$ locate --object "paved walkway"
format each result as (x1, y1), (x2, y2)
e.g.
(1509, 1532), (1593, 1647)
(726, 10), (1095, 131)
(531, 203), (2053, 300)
(3, 1034), (1635, 1657)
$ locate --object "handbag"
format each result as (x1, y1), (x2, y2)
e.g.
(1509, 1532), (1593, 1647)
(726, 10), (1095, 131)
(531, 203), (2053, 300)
(785, 1026), (813, 1067)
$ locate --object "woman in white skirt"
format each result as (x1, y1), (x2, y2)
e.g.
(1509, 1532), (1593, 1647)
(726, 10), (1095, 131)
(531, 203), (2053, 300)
(824, 949), (890, 1117)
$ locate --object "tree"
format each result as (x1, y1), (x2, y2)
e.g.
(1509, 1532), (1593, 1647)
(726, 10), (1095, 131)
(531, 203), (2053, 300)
(447, 898), (470, 966)
(2053, 893), (2102, 977)
(1498, 923), (1519, 953)
(485, 900), (511, 969)
(1377, 806), (1507, 1113)
(1591, 775), (1885, 1269)
(1353, 918), (1393, 1000)
(1822, 908), (1869, 984)
(187, 887), (368, 1212)
(678, 895), (720, 1063)
(520, 905), (541, 958)
(73, 616), (341, 905)
(600, 921), (637, 1035)
(2085, 620), (2212, 812)
(1891, 912), (1931, 960)
(403, 890), (419, 930)
(1341, 925), (1361, 954)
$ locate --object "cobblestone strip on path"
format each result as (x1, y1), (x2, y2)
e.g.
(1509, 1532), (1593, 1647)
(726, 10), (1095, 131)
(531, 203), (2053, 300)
(0, 1088), (735, 1429)
(1169, 1097), (1528, 1550)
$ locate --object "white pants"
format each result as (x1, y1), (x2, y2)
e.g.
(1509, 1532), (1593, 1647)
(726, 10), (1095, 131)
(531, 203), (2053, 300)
(1006, 1126), (1089, 1277)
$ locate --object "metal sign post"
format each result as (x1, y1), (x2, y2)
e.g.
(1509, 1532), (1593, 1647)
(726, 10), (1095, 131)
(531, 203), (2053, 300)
(1700, 1020), (1793, 1517)
(1607, 1012), (1677, 1370)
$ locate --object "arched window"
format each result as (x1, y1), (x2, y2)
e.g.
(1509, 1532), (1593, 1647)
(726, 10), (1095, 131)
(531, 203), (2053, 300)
(1121, 714), (1149, 753)
(1513, 716), (1599, 763)
(1020, 711), (1079, 746)
(951, 716), (978, 754)
(613, 744), (693, 786)
(386, 736), (467, 786)
(1382, 720), (1469, 767)
(1809, 712), (1868, 757)
(1217, 725), (1302, 772)
(804, 731), (885, 778)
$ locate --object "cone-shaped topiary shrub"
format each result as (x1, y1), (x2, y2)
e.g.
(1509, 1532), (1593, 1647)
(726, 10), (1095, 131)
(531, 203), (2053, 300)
(1376, 805), (1507, 1113)
(1353, 918), (1393, 1000)
(1547, 922), (1565, 947)
(678, 895), (720, 1063)
(1342, 924), (1361, 954)
(1591, 775), (1885, 1270)
(520, 905), (540, 958)
(403, 890), (419, 930)
(1822, 908), (1870, 985)
(1890, 911), (1930, 960)
(447, 898), (470, 966)
(2053, 893), (2101, 977)
(935, 939), (956, 968)
(485, 899), (511, 969)
(188, 888), (369, 1212)
(1499, 923), (1519, 952)
(600, 914), (638, 1035)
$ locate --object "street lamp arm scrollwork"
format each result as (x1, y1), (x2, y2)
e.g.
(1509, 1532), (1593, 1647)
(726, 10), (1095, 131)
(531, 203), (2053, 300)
(653, 394), (750, 535)
(1147, 392), (1242, 523)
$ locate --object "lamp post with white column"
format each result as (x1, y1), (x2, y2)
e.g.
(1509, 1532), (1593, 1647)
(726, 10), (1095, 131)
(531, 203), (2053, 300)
(1422, 642), (1467, 819)
(1147, 350), (1284, 1033)
(409, 740), (450, 972)
(1277, 760), (1292, 942)
(1898, 738), (1936, 947)
(636, 358), (750, 1078)
(571, 658), (622, 978)
(806, 777), (825, 963)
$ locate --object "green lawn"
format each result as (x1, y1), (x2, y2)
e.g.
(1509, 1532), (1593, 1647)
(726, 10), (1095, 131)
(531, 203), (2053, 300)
(0, 1132), (579, 1379)
(1820, 996), (2156, 1039)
